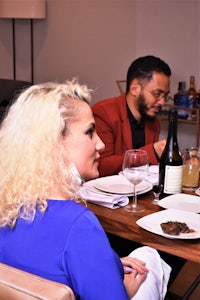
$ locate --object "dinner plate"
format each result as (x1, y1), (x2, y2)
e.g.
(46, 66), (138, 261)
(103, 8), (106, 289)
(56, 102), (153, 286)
(195, 187), (200, 196)
(158, 193), (200, 213)
(84, 175), (152, 196)
(136, 209), (200, 239)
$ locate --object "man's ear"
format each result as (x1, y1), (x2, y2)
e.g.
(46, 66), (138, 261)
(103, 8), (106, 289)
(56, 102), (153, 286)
(129, 80), (141, 96)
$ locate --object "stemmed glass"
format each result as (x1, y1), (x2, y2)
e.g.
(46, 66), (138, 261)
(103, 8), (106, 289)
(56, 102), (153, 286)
(152, 184), (163, 205)
(123, 149), (149, 212)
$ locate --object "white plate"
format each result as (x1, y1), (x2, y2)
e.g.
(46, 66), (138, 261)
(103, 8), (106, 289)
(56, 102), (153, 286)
(84, 175), (152, 196)
(195, 187), (200, 196)
(136, 209), (200, 239)
(158, 193), (200, 213)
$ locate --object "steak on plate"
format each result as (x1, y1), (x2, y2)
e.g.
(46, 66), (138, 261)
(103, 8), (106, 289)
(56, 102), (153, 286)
(160, 221), (195, 236)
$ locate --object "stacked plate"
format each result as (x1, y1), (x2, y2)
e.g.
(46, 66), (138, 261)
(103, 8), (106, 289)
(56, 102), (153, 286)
(80, 175), (152, 209)
(84, 175), (152, 196)
(158, 193), (200, 213)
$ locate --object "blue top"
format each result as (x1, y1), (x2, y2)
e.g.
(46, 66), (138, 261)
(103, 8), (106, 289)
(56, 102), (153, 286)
(0, 200), (129, 300)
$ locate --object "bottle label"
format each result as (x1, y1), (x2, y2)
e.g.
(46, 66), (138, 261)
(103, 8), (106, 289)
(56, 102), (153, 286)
(177, 94), (188, 119)
(188, 95), (193, 108)
(164, 165), (183, 194)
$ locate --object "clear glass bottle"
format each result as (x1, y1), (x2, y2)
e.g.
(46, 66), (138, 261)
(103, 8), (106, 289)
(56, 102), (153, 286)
(196, 89), (200, 107)
(187, 75), (197, 108)
(176, 81), (188, 119)
(159, 110), (183, 197)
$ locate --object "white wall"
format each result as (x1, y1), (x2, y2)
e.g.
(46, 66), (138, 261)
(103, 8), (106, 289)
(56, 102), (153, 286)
(0, 0), (199, 146)
(51, 1), (137, 101)
(135, 0), (200, 97)
(0, 0), (137, 102)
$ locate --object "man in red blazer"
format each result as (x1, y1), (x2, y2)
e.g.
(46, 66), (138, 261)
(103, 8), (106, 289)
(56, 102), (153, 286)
(92, 55), (171, 177)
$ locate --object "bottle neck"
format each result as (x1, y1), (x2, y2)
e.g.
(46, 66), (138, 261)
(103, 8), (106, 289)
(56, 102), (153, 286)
(189, 83), (195, 89)
(189, 76), (195, 87)
(166, 114), (179, 149)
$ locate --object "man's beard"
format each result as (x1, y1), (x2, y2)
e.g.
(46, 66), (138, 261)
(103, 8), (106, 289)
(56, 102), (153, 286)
(138, 93), (156, 120)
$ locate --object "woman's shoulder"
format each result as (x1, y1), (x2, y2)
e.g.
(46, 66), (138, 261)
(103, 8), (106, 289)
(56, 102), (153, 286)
(44, 200), (99, 228)
(46, 199), (90, 217)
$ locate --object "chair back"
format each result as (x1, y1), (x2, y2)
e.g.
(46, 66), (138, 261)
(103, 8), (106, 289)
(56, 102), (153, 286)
(0, 79), (32, 122)
(0, 263), (75, 300)
(116, 80), (126, 94)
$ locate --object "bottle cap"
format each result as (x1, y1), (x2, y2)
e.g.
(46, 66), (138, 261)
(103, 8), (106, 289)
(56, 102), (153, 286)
(178, 81), (185, 90)
(179, 81), (186, 92)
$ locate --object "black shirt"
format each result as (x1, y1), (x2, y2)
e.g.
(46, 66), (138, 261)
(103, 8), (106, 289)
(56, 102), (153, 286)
(127, 104), (145, 149)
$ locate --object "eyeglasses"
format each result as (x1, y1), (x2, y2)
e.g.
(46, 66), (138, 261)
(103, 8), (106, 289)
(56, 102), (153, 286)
(139, 84), (170, 101)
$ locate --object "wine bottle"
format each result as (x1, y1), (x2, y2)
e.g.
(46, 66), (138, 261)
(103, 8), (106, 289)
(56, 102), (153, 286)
(187, 75), (197, 108)
(159, 110), (183, 197)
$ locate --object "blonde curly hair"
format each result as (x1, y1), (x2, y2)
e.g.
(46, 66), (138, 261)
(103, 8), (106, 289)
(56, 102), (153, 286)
(0, 79), (92, 228)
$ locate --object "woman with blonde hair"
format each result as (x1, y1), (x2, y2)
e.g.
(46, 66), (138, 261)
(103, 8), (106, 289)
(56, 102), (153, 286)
(0, 79), (170, 300)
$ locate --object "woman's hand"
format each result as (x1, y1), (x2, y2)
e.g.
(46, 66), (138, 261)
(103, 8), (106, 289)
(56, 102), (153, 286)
(120, 257), (148, 298)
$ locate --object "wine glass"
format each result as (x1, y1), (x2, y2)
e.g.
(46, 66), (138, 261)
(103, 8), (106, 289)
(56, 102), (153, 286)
(123, 149), (149, 212)
(152, 184), (163, 205)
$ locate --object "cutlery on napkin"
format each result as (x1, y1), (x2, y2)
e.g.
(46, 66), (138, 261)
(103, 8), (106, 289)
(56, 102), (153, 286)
(79, 186), (129, 209)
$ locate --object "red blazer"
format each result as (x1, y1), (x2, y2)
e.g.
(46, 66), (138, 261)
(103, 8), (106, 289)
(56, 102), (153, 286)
(92, 94), (160, 177)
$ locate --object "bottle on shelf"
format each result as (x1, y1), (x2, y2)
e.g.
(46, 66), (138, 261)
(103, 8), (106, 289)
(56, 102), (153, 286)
(159, 110), (183, 197)
(173, 81), (183, 105)
(196, 89), (200, 108)
(176, 81), (189, 119)
(187, 75), (197, 108)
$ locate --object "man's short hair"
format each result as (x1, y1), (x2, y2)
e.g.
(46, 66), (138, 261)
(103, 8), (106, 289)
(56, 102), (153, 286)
(126, 55), (171, 93)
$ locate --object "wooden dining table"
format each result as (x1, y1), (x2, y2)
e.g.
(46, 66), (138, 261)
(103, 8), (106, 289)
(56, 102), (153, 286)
(87, 190), (200, 264)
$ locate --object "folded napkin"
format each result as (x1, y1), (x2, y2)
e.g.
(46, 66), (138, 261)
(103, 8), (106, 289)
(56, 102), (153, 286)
(129, 246), (171, 300)
(79, 186), (129, 209)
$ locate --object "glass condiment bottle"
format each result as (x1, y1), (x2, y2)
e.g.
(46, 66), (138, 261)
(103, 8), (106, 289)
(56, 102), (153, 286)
(187, 75), (197, 108)
(176, 81), (188, 119)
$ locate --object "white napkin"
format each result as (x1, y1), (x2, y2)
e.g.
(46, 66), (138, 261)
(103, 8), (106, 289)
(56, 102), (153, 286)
(129, 246), (171, 300)
(79, 186), (129, 209)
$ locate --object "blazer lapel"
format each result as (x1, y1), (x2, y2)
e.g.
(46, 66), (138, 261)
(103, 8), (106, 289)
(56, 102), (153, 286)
(119, 95), (133, 150)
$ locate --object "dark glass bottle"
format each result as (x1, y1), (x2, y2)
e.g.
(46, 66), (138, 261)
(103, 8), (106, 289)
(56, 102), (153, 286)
(159, 110), (183, 197)
(173, 81), (182, 105)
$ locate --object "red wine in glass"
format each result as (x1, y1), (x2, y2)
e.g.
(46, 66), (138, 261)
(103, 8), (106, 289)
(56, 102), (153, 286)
(152, 184), (163, 205)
